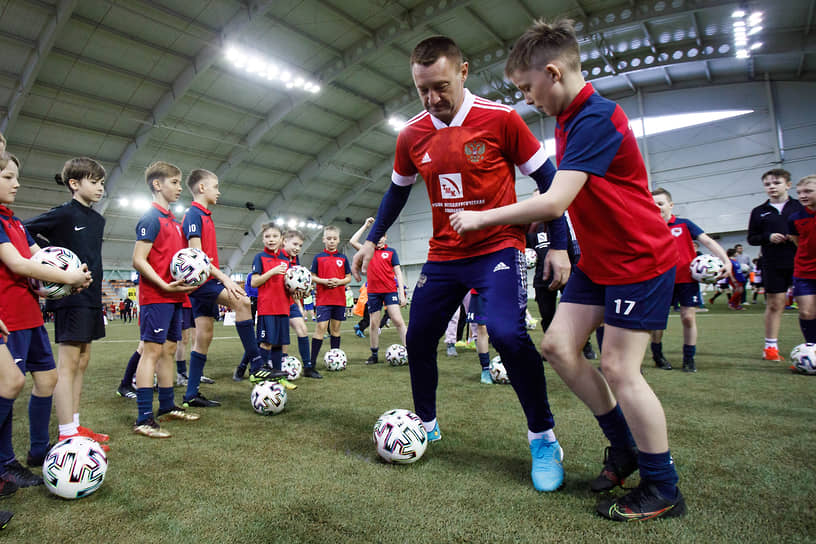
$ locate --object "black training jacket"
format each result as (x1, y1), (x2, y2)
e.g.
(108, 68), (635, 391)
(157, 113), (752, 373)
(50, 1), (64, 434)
(747, 198), (804, 268)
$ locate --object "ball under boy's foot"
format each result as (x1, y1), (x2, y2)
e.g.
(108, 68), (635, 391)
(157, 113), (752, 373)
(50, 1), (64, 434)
(116, 384), (137, 399)
(365, 355), (380, 365)
(182, 392), (221, 408)
(2, 461), (42, 487)
(590, 446), (639, 492)
(303, 367), (323, 379)
(653, 355), (672, 370)
(529, 438), (564, 492)
(200, 375), (215, 384)
(175, 372), (188, 387)
(0, 478), (17, 499)
(682, 358), (697, 373)
(596, 483), (686, 521)
(78, 426), (110, 443)
(132, 418), (171, 439)
(480, 369), (494, 385)
(0, 510), (12, 529)
(157, 405), (201, 421)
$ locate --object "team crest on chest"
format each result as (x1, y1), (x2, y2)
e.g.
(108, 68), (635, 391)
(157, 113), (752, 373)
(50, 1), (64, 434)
(464, 140), (486, 163)
(671, 227), (682, 237)
(335, 258), (343, 267)
(439, 173), (463, 199)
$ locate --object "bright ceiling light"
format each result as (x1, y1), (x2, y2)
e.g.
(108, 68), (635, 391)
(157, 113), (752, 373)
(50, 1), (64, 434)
(224, 44), (319, 95)
(750, 42), (763, 50)
(388, 115), (406, 132)
(732, 9), (746, 18)
(118, 197), (129, 207)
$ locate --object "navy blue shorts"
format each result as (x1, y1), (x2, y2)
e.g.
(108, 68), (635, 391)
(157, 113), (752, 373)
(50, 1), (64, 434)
(289, 303), (303, 319)
(140, 303), (183, 343)
(672, 282), (701, 308)
(257, 315), (290, 346)
(466, 293), (487, 324)
(180, 307), (194, 330)
(189, 278), (225, 319)
(561, 266), (676, 330)
(367, 292), (399, 313)
(7, 326), (56, 373)
(54, 307), (105, 344)
(793, 277), (816, 297)
(315, 305), (345, 322)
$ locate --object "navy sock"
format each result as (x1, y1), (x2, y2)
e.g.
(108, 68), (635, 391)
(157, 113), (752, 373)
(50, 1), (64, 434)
(596, 326), (604, 351)
(28, 394), (52, 458)
(259, 347), (271, 367)
(297, 336), (310, 364)
(638, 450), (679, 499)
(270, 347), (283, 371)
(651, 342), (663, 358)
(248, 354), (264, 374)
(330, 335), (341, 350)
(236, 319), (261, 360)
(371, 347), (379, 357)
(682, 344), (696, 361)
(800, 318), (816, 343)
(595, 404), (636, 449)
(176, 359), (187, 374)
(237, 352), (249, 372)
(158, 387), (174, 413)
(0, 398), (13, 467)
(121, 351), (141, 388)
(478, 352), (490, 370)
(136, 387), (153, 424)
(310, 338), (323, 367)
(185, 351), (206, 401)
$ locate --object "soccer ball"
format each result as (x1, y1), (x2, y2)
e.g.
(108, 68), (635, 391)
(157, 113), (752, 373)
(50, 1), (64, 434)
(689, 254), (724, 283)
(790, 343), (816, 375)
(281, 355), (303, 380)
(489, 355), (510, 384)
(372, 409), (428, 464)
(170, 248), (211, 287)
(285, 265), (312, 297)
(323, 348), (347, 371)
(385, 344), (408, 366)
(28, 246), (83, 299)
(43, 436), (107, 499)
(250, 381), (287, 415)
(524, 248), (538, 270)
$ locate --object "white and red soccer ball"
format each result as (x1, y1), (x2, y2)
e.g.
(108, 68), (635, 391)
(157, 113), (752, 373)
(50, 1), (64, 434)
(372, 409), (427, 464)
(170, 248), (211, 287)
(28, 246), (83, 299)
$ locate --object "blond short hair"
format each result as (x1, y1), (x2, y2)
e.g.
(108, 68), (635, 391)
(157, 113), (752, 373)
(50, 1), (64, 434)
(505, 18), (581, 77)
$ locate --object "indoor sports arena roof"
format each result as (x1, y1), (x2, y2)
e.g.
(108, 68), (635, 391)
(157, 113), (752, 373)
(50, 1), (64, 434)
(0, 0), (813, 272)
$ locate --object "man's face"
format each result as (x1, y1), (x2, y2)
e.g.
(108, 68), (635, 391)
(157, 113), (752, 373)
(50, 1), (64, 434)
(412, 56), (468, 125)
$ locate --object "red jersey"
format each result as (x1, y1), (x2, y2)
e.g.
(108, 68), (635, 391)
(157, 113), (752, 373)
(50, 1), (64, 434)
(252, 248), (290, 315)
(367, 245), (399, 294)
(310, 250), (350, 306)
(392, 89), (547, 261)
(182, 202), (219, 269)
(667, 216), (704, 283)
(0, 205), (43, 330)
(136, 203), (186, 305)
(555, 83), (676, 284)
(789, 207), (816, 279)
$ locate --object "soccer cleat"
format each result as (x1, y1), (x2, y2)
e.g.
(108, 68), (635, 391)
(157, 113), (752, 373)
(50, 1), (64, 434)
(116, 384), (137, 399)
(157, 405), (201, 421)
(25, 443), (52, 467)
(2, 461), (43, 487)
(303, 367), (323, 379)
(133, 418), (171, 439)
(529, 438), (564, 492)
(762, 346), (784, 361)
(354, 325), (365, 338)
(365, 355), (380, 365)
(182, 392), (221, 408)
(0, 478), (17, 499)
(596, 483), (686, 521)
(653, 355), (672, 370)
(0, 510), (12, 529)
(249, 367), (288, 384)
(426, 421), (442, 442)
(446, 343), (458, 357)
(682, 358), (697, 373)
(480, 369), (494, 384)
(277, 378), (298, 390)
(233, 366), (247, 381)
(78, 426), (110, 443)
(590, 446), (639, 492)
(175, 372), (188, 387)
(58, 434), (110, 453)
(200, 375), (215, 384)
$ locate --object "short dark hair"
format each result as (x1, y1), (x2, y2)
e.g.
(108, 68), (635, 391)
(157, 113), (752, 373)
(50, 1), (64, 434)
(727, 248), (736, 257)
(505, 18), (581, 77)
(186, 168), (216, 193)
(762, 168), (791, 182)
(651, 187), (672, 202)
(55, 157), (106, 194)
(410, 36), (463, 67)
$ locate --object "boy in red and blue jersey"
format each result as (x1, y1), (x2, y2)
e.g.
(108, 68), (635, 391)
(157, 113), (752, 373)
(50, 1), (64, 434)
(349, 217), (407, 365)
(651, 188), (731, 372)
(182, 170), (286, 404)
(309, 226), (351, 377)
(352, 36), (570, 494)
(726, 248), (748, 310)
(451, 19), (686, 521)
(0, 152), (90, 487)
(788, 175), (816, 346)
(250, 224), (294, 389)
(281, 230), (311, 372)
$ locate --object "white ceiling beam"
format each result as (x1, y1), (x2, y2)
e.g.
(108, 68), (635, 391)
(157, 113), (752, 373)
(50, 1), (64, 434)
(1, 0), (76, 134)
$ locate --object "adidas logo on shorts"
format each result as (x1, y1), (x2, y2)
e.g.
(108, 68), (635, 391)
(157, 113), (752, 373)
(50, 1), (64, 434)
(493, 262), (510, 272)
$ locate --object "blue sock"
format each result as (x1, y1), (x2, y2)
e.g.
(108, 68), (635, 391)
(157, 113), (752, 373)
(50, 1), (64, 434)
(371, 347), (379, 357)
(121, 351), (140, 388)
(297, 336), (310, 364)
(800, 318), (816, 343)
(651, 342), (663, 358)
(236, 319), (261, 360)
(0, 398), (14, 467)
(185, 351), (206, 401)
(28, 394), (52, 459)
(270, 347), (283, 371)
(478, 352), (490, 370)
(596, 326), (604, 351)
(176, 359), (187, 374)
(638, 450), (679, 499)
(158, 387), (174, 413)
(136, 387), (153, 424)
(595, 404), (636, 449)
(310, 338), (323, 367)
(330, 335), (341, 350)
(682, 344), (696, 362)
(257, 347), (271, 370)
(237, 352), (249, 372)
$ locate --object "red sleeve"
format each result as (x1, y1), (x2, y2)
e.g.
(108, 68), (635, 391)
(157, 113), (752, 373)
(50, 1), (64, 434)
(393, 130), (418, 178)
